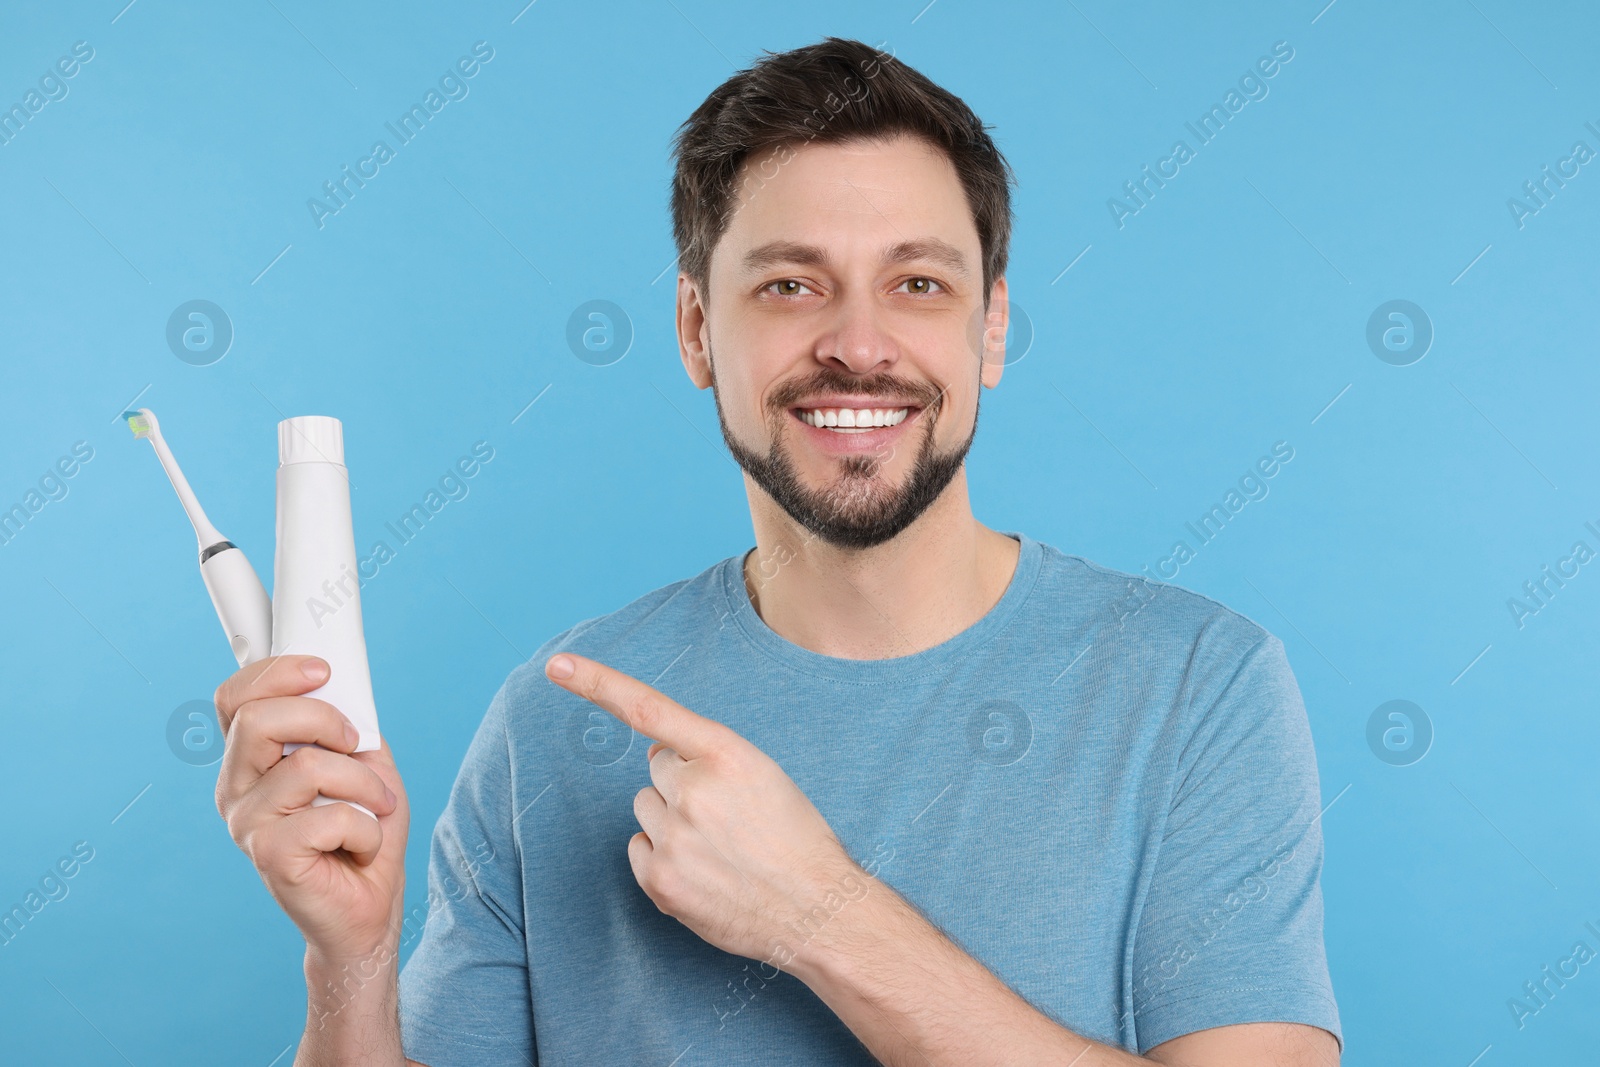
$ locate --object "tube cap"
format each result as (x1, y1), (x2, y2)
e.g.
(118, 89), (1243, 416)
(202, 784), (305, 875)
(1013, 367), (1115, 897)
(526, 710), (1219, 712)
(278, 415), (345, 466)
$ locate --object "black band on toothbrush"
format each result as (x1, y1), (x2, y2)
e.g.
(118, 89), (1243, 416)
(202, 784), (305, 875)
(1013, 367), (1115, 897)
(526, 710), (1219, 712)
(199, 540), (237, 564)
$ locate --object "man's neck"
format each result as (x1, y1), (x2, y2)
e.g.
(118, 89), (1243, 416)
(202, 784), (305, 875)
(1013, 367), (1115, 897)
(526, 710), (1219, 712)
(740, 470), (1021, 661)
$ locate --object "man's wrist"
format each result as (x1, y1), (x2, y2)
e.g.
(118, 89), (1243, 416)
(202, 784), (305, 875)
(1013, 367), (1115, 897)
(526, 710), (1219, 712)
(783, 859), (904, 994)
(305, 944), (399, 1020)
(298, 941), (405, 1066)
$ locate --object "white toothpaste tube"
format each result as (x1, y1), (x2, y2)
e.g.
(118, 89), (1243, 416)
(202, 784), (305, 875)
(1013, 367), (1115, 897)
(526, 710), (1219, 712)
(271, 416), (382, 820)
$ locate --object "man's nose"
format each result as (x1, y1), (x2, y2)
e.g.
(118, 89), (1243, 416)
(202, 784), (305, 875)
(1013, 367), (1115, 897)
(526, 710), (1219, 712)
(814, 291), (900, 375)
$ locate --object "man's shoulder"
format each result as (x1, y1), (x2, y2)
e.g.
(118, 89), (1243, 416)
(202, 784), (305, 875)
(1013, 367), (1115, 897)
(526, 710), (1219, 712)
(1029, 540), (1308, 763)
(499, 551), (736, 704)
(1029, 539), (1286, 711)
(1033, 539), (1273, 648)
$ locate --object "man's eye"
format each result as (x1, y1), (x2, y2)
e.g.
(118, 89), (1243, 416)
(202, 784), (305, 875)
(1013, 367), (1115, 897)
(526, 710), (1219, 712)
(899, 277), (943, 295)
(765, 279), (815, 297)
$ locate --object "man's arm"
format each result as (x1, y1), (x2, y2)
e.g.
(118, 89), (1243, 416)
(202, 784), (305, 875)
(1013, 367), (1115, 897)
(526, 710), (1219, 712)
(788, 865), (1339, 1067)
(207, 653), (412, 1067)
(544, 651), (1339, 1067)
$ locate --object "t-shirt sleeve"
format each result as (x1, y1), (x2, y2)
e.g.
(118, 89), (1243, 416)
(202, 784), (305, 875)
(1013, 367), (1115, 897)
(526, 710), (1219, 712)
(1129, 632), (1342, 1054)
(398, 680), (536, 1066)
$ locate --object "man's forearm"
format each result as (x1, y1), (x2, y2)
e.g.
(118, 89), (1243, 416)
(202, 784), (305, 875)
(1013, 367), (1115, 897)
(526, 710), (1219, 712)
(295, 945), (407, 1067)
(787, 869), (1147, 1067)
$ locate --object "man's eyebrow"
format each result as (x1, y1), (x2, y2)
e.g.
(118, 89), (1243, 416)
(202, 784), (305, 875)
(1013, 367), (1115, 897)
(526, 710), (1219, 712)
(738, 238), (972, 279)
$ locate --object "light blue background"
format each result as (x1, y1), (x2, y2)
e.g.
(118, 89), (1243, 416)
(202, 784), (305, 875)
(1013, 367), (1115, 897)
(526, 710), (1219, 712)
(2, 1), (1596, 1063)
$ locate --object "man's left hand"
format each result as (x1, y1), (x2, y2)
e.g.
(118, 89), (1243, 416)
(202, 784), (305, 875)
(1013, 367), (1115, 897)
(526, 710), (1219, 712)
(545, 651), (868, 969)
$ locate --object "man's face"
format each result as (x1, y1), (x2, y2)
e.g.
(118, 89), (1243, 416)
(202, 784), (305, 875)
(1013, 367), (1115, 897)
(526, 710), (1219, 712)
(677, 133), (1007, 550)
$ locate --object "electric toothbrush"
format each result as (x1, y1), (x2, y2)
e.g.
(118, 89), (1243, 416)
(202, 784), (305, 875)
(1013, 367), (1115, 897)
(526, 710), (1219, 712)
(123, 408), (274, 668)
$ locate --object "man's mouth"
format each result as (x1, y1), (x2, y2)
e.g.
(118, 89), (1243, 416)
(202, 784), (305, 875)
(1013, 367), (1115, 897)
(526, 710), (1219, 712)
(793, 406), (914, 434)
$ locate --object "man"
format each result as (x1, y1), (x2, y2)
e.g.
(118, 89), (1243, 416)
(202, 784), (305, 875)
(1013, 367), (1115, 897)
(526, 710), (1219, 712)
(213, 37), (1341, 1066)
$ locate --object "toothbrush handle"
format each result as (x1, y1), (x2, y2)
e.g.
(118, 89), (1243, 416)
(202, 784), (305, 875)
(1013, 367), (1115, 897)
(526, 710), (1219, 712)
(280, 739), (377, 818)
(200, 543), (274, 668)
(312, 794), (376, 819)
(205, 544), (369, 816)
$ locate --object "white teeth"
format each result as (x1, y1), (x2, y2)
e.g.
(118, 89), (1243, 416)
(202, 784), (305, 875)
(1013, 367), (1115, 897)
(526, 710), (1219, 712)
(798, 406), (910, 431)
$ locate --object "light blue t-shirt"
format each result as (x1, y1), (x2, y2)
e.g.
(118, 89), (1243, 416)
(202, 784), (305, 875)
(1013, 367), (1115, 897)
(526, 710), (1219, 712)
(397, 532), (1341, 1064)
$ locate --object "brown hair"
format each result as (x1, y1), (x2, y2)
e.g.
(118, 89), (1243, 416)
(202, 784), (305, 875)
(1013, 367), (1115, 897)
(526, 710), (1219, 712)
(669, 36), (1015, 309)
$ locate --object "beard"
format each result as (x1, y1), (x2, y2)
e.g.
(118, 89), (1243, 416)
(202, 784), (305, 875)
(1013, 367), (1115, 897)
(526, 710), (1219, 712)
(708, 350), (980, 551)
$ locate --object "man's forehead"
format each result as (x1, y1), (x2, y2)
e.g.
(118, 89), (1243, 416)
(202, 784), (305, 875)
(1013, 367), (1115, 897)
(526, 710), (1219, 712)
(731, 135), (960, 207)
(717, 138), (979, 275)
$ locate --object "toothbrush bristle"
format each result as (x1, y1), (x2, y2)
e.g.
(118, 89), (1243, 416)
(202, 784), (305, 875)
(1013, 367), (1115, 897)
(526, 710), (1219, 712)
(123, 411), (151, 438)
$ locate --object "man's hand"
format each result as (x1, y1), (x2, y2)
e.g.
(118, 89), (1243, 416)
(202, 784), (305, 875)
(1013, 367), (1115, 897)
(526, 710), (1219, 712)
(544, 652), (865, 971)
(213, 654), (408, 964)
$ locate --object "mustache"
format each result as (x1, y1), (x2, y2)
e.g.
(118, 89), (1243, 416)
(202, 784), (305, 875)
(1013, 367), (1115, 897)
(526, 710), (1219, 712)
(768, 370), (946, 411)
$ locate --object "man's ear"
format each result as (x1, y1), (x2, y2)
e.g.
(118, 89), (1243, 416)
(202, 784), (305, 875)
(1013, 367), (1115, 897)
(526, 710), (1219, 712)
(979, 275), (1008, 389)
(677, 274), (713, 390)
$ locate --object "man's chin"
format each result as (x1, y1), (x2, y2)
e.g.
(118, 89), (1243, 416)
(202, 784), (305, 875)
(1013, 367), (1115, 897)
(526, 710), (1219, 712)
(791, 462), (901, 497)
(776, 475), (944, 549)
(714, 390), (975, 551)
(804, 499), (905, 537)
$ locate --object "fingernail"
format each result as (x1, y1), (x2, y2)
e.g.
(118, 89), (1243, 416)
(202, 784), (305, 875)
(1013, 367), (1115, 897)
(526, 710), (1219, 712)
(547, 654), (575, 679)
(343, 720), (359, 748)
(303, 659), (329, 682)
(384, 786), (397, 808)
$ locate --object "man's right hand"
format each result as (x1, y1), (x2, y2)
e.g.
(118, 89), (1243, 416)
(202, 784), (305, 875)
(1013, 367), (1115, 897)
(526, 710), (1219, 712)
(213, 654), (408, 964)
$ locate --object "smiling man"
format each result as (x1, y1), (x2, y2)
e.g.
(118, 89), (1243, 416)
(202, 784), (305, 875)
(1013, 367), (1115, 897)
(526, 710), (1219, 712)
(212, 36), (1340, 1067)
(400, 37), (1342, 1064)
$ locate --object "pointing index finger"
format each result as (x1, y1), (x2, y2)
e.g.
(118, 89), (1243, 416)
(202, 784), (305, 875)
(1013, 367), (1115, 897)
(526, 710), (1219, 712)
(545, 652), (726, 760)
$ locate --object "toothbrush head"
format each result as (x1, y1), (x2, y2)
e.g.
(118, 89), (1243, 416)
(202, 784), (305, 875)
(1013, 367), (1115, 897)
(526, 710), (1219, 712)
(121, 406), (226, 550)
(123, 408), (157, 440)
